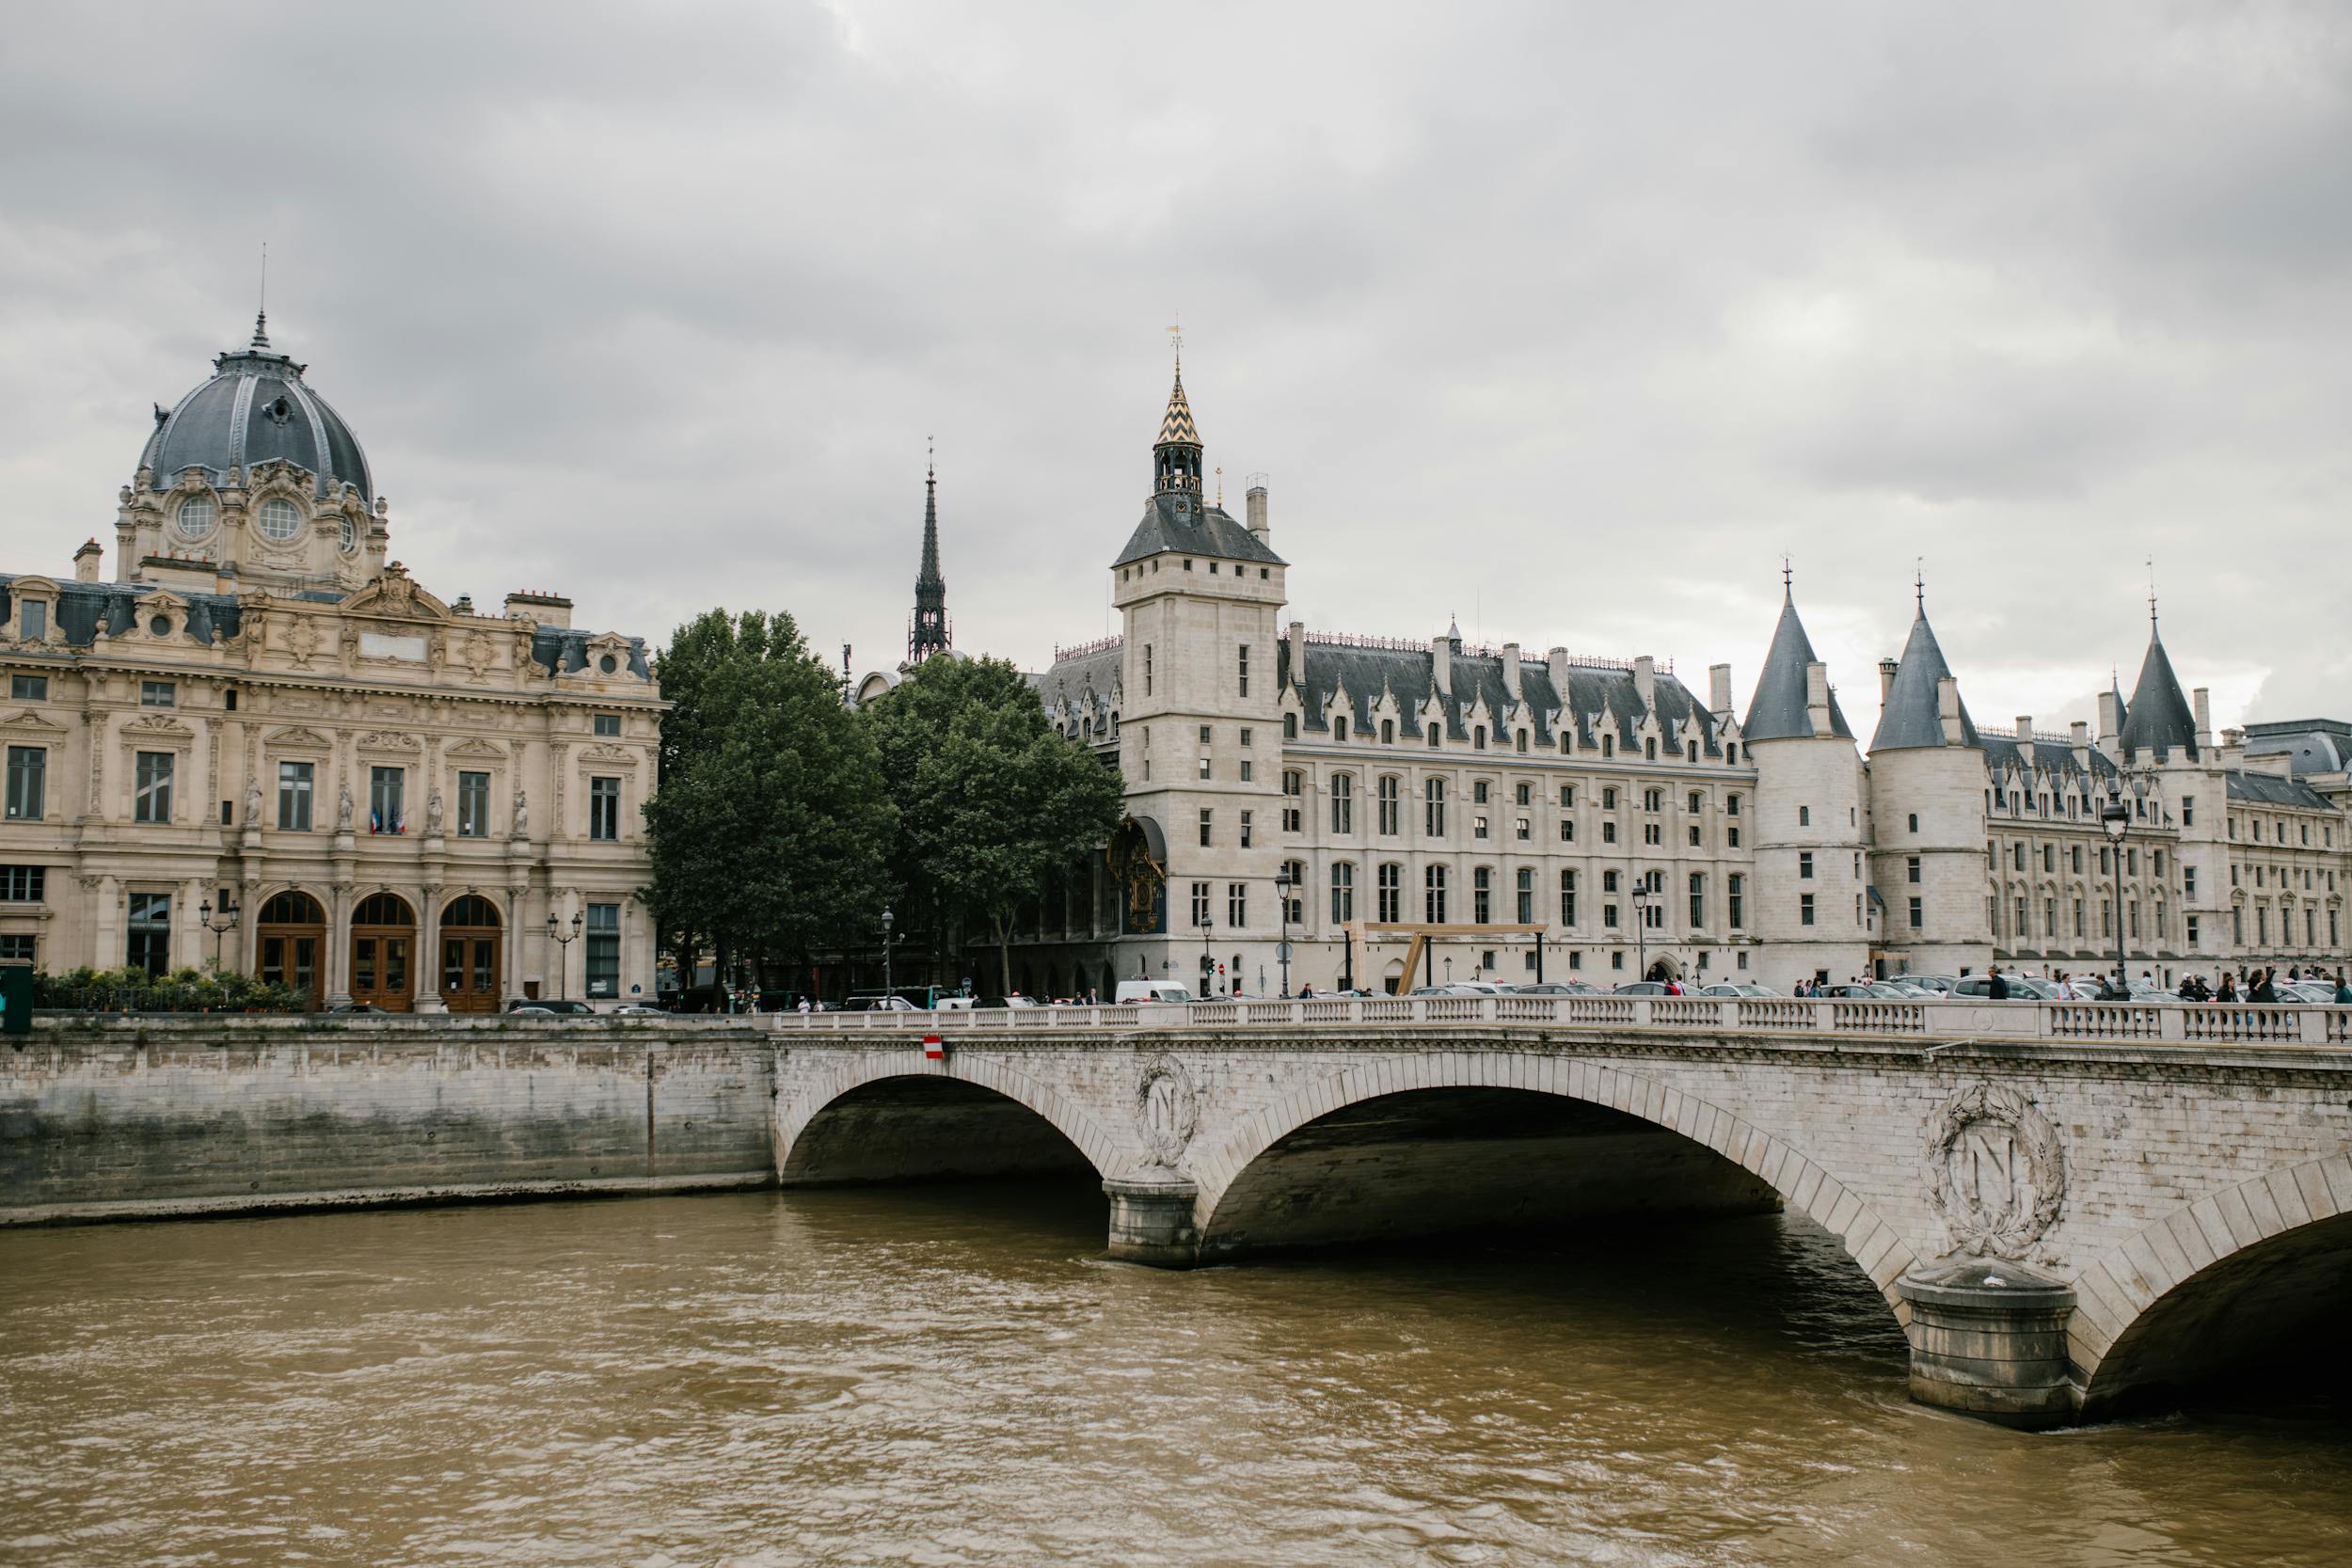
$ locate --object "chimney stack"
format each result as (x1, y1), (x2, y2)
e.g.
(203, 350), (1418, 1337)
(1501, 641), (1522, 701)
(2015, 715), (2033, 742)
(1245, 483), (1269, 539)
(1937, 676), (1963, 745)
(2193, 687), (2213, 748)
(2070, 719), (2090, 761)
(1632, 654), (1656, 710)
(1431, 632), (1452, 697)
(1879, 657), (1899, 704)
(1708, 662), (1732, 717)
(1804, 661), (1830, 734)
(73, 539), (102, 583)
(2097, 689), (2122, 743)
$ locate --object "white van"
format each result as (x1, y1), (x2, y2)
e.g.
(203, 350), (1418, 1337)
(1114, 980), (1196, 1004)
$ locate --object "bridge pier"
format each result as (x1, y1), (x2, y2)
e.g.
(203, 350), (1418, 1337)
(1103, 1166), (1200, 1267)
(1898, 1259), (2077, 1429)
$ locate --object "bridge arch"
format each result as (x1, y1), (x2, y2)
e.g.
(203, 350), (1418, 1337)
(2071, 1154), (2352, 1416)
(1189, 1052), (1919, 1310)
(777, 1051), (1126, 1184)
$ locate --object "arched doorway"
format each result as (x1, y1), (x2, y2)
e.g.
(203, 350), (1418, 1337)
(349, 891), (416, 1011)
(256, 890), (326, 1011)
(437, 895), (502, 1013)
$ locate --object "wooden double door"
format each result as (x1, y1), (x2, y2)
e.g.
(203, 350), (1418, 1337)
(437, 895), (503, 1013)
(256, 890), (327, 1012)
(350, 892), (416, 1011)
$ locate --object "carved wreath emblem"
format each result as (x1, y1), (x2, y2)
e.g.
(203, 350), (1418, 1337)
(1134, 1053), (1198, 1166)
(1925, 1083), (2066, 1259)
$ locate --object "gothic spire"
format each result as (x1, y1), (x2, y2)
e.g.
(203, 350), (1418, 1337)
(1152, 339), (1204, 497)
(907, 440), (950, 666)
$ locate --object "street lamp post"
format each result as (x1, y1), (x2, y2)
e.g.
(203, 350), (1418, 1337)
(1632, 876), (1651, 983)
(1274, 870), (1293, 998)
(882, 906), (895, 1003)
(197, 896), (240, 973)
(1199, 911), (1213, 995)
(2102, 780), (2132, 997)
(1443, 954), (1454, 985)
(546, 911), (582, 1001)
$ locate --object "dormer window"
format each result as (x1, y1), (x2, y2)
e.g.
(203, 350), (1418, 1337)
(257, 498), (303, 541)
(18, 600), (45, 641)
(340, 516), (357, 552)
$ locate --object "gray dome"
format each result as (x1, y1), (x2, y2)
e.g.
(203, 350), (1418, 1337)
(137, 313), (373, 501)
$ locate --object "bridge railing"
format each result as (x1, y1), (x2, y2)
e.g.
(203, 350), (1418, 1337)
(769, 996), (2352, 1047)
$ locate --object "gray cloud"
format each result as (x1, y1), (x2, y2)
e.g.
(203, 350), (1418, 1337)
(2, 1), (2345, 732)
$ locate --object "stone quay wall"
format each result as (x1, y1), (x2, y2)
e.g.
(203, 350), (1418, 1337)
(0, 1016), (777, 1225)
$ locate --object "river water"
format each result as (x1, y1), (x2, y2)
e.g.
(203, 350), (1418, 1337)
(2, 1188), (2346, 1567)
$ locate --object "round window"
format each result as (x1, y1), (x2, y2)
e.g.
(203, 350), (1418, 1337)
(257, 498), (303, 541)
(176, 496), (215, 539)
(339, 515), (357, 552)
(149, 615), (172, 638)
(598, 654), (619, 674)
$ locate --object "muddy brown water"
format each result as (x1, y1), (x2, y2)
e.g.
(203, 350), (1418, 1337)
(2, 1187), (2346, 1566)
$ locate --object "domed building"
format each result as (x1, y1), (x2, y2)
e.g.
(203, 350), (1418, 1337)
(0, 314), (662, 1010)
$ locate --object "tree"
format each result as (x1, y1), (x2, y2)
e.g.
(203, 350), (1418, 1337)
(645, 610), (894, 997)
(865, 656), (1125, 994)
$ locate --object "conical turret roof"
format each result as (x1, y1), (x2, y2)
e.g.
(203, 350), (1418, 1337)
(1743, 587), (1853, 741)
(2119, 616), (2198, 760)
(1156, 356), (1200, 447)
(1868, 601), (1979, 752)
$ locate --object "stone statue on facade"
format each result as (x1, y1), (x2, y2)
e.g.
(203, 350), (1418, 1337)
(336, 784), (355, 831)
(425, 788), (445, 834)
(512, 787), (529, 838)
(244, 778), (263, 826)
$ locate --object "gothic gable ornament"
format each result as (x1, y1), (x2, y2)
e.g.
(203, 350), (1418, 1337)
(1925, 1082), (2066, 1259)
(1134, 1053), (1199, 1166)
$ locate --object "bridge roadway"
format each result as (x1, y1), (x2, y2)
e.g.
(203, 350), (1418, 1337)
(769, 994), (2352, 1427)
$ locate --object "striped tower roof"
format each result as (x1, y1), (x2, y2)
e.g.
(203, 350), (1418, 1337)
(1156, 354), (1200, 448)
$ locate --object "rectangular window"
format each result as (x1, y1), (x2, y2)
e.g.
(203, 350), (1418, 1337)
(0, 865), (46, 901)
(1198, 756), (1211, 781)
(1377, 776), (1399, 836)
(1906, 855), (1920, 884)
(1239, 810), (1254, 848)
(1331, 775), (1354, 834)
(2186, 913), (2201, 946)
(457, 771), (491, 838)
(1642, 822), (1661, 845)
(1603, 902), (1619, 928)
(1423, 865), (1447, 924)
(1560, 784), (1576, 809)
(589, 776), (621, 841)
(1424, 778), (1446, 837)
(1727, 874), (1743, 929)
(1602, 821), (1617, 844)
(1559, 819), (1575, 844)
(19, 603), (45, 641)
(1239, 760), (1252, 782)
(1688, 790), (1703, 815)
(1909, 895), (1923, 930)
(1228, 882), (1247, 927)
(1330, 863), (1355, 925)
(127, 891), (171, 976)
(1190, 881), (1212, 927)
(1799, 851), (1814, 879)
(1800, 893), (1815, 927)
(2181, 796), (2194, 827)
(8, 674), (46, 701)
(1475, 815), (1491, 840)
(134, 751), (173, 823)
(139, 680), (175, 708)
(1377, 863), (1401, 923)
(1688, 872), (1705, 929)
(276, 760), (313, 832)
(1144, 644), (1152, 695)
(1237, 644), (1249, 698)
(1517, 867), (1534, 924)
(1560, 869), (1578, 926)
(1602, 787), (1617, 810)
(1198, 808), (1213, 847)
(369, 766), (405, 833)
(594, 713), (621, 737)
(1473, 867), (1492, 925)
(0, 934), (31, 963)
(1518, 816), (1533, 841)
(5, 746), (44, 820)
(584, 902), (620, 998)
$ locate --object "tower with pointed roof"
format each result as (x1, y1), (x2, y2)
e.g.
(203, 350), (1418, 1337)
(1864, 581), (1994, 976)
(905, 447), (951, 668)
(1742, 570), (1870, 989)
(1109, 348), (1288, 991)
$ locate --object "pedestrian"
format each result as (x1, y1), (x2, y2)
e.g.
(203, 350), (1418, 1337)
(1299, 982), (1315, 999)
(1988, 965), (2009, 1001)
(2249, 967), (2280, 1005)
(797, 996), (811, 1015)
(2335, 972), (2352, 1006)
(2216, 973), (2238, 1003)
(2057, 973), (2076, 1001)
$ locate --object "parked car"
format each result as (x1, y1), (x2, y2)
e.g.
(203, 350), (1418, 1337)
(1948, 976), (2052, 1001)
(326, 1001), (383, 1014)
(1114, 981), (1194, 1004)
(1514, 982), (1602, 995)
(507, 997), (594, 1015)
(1699, 982), (1778, 998)
(611, 1003), (666, 1016)
(1613, 981), (1675, 996)
(1897, 975), (1958, 995)
(844, 993), (919, 1012)
(1407, 984), (1490, 997)
(976, 994), (1045, 1009)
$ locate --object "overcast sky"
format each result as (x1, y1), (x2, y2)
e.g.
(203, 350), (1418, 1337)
(4, 3), (2346, 736)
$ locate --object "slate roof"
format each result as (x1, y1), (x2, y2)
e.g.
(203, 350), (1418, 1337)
(137, 315), (373, 501)
(1037, 641), (1124, 721)
(1273, 637), (1725, 755)
(1742, 594), (1853, 742)
(1868, 606), (1980, 752)
(2118, 623), (2198, 761)
(2226, 768), (2332, 811)
(0, 573), (649, 678)
(2242, 720), (2352, 776)
(1979, 734), (2119, 790)
(1113, 491), (1286, 569)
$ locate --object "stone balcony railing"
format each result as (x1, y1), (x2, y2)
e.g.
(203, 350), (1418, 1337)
(770, 995), (2352, 1048)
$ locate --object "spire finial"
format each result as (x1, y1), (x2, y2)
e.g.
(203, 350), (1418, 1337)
(1167, 317), (1183, 380)
(2148, 558), (2158, 629)
(1781, 555), (1793, 602)
(1915, 557), (1925, 612)
(1216, 465), (1222, 507)
(252, 241), (269, 348)
(927, 433), (935, 487)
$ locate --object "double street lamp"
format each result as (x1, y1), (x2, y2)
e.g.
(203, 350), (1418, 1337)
(882, 906), (895, 1002)
(2102, 779), (2133, 997)
(546, 910), (582, 1001)
(197, 896), (240, 972)
(1273, 868), (1294, 998)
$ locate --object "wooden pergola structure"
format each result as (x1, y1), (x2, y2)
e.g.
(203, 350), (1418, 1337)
(1340, 921), (1549, 993)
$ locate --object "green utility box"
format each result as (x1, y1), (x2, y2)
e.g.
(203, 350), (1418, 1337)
(0, 964), (31, 1038)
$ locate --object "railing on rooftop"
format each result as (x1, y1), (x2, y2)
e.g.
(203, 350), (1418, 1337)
(770, 995), (2352, 1049)
(1296, 630), (1669, 674)
(1051, 635), (1124, 663)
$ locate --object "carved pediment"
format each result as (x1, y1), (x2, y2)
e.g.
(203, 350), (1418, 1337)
(0, 708), (70, 736)
(579, 743), (640, 768)
(263, 725), (334, 752)
(122, 712), (196, 739)
(356, 729), (421, 752)
(340, 562), (452, 622)
(445, 736), (508, 761)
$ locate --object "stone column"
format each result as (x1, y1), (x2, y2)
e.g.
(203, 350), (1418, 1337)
(1897, 1258), (2077, 1429)
(1102, 1165), (1200, 1267)
(413, 881), (447, 1012)
(325, 879), (354, 1006)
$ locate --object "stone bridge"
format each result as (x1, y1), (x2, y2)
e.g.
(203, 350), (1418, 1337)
(770, 994), (2352, 1427)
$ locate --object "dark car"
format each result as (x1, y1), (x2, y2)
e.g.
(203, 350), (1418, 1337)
(326, 1001), (383, 1014)
(1613, 981), (1675, 996)
(507, 997), (594, 1015)
(976, 995), (1044, 1009)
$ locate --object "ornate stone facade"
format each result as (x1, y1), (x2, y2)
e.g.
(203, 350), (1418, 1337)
(0, 317), (662, 1009)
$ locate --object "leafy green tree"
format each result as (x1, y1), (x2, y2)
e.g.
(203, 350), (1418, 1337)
(865, 656), (1125, 994)
(645, 610), (894, 995)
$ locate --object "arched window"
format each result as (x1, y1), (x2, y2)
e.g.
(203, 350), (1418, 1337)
(259, 890), (325, 925)
(353, 892), (414, 927)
